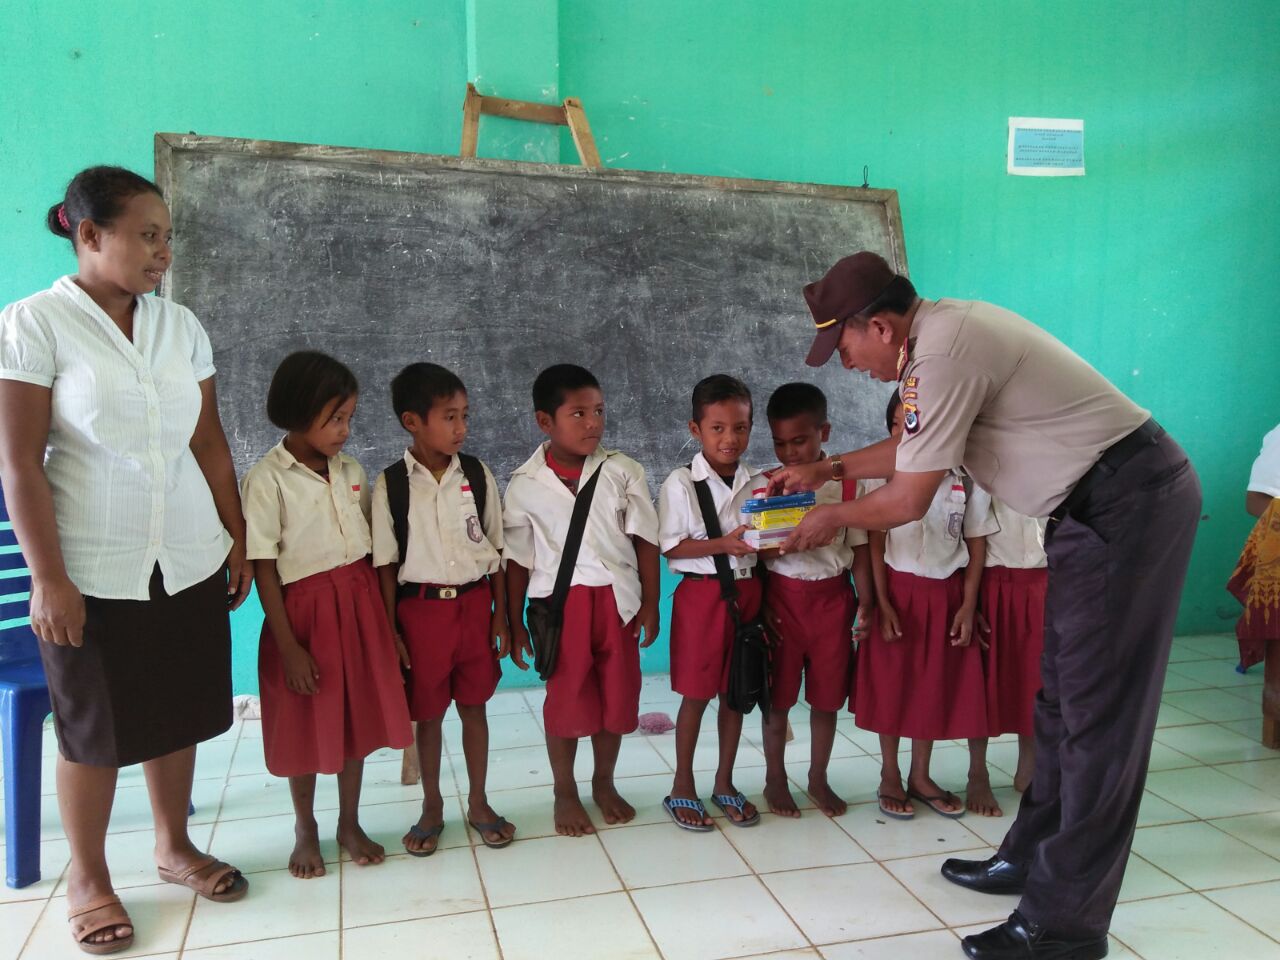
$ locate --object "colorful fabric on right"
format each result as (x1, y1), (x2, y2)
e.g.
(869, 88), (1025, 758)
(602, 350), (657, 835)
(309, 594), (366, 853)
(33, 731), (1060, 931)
(1227, 497), (1280, 669)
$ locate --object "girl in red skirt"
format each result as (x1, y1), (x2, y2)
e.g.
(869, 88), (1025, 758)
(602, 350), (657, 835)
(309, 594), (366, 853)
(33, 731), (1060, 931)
(242, 351), (413, 878)
(978, 498), (1047, 793)
(855, 390), (997, 819)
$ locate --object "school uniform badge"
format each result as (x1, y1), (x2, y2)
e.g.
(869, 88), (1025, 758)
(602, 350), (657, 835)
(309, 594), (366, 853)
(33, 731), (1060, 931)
(466, 514), (484, 543)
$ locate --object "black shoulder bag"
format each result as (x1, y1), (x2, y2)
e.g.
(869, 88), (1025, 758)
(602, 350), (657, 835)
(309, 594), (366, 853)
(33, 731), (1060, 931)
(524, 466), (603, 681)
(384, 453), (490, 563)
(691, 478), (771, 717)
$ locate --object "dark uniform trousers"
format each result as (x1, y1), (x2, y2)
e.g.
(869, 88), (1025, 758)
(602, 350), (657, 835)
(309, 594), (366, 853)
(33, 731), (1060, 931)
(998, 432), (1201, 939)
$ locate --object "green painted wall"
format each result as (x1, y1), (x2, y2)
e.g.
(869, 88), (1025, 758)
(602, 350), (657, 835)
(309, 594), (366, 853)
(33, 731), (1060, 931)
(3, 1), (1276, 694)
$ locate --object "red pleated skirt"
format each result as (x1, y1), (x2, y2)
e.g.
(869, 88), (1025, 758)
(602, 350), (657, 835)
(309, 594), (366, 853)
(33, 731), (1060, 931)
(979, 565), (1047, 736)
(853, 568), (988, 739)
(259, 559), (414, 777)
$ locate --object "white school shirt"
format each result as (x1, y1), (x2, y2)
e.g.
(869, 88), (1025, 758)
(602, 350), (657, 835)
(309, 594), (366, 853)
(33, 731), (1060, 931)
(503, 443), (659, 624)
(863, 472), (999, 579)
(241, 442), (372, 586)
(659, 452), (769, 576)
(984, 497), (1048, 570)
(1247, 424), (1280, 498)
(0, 277), (231, 599)
(370, 450), (503, 585)
(764, 471), (868, 581)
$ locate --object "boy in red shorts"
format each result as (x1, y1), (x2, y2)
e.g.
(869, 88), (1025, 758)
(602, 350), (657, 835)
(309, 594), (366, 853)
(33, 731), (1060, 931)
(372, 363), (516, 855)
(760, 382), (873, 818)
(505, 364), (661, 837)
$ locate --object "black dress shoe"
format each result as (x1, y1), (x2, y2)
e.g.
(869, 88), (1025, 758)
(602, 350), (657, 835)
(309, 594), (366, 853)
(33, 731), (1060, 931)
(940, 855), (1028, 894)
(961, 911), (1108, 960)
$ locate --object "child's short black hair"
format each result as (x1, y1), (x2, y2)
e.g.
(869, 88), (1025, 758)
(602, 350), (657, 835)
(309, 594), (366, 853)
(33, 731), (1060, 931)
(391, 362), (467, 420)
(691, 374), (753, 422)
(885, 388), (903, 435)
(47, 166), (163, 247)
(533, 364), (600, 415)
(766, 382), (828, 425)
(266, 351), (359, 432)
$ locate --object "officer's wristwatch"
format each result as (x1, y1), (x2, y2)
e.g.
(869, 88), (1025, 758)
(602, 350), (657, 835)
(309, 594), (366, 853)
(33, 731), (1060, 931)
(830, 457), (845, 481)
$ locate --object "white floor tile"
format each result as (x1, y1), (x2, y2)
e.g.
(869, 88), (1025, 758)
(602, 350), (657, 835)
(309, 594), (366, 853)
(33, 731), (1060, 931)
(203, 812), (340, 877)
(1156, 702), (1209, 728)
(23, 884), (194, 959)
(341, 846), (485, 927)
(1109, 892), (1280, 960)
(819, 929), (961, 960)
(1161, 670), (1211, 693)
(0, 838), (67, 904)
(1146, 740), (1202, 773)
(341, 909), (499, 959)
(599, 821), (748, 887)
(882, 850), (1018, 927)
(1209, 810), (1280, 859)
(1204, 879), (1280, 940)
(476, 834), (620, 908)
(1154, 723), (1277, 765)
(632, 875), (807, 960)
(834, 801), (987, 861)
(649, 729), (766, 774)
(1162, 688), (1266, 723)
(52, 823), (214, 896)
(1118, 853), (1191, 902)
(1166, 658), (1262, 689)
(1218, 758), (1280, 797)
(486, 690), (534, 716)
(721, 811), (871, 874)
(1136, 790), (1196, 828)
(1132, 821), (1280, 890)
(217, 773), (334, 823)
(573, 736), (672, 781)
(763, 861), (942, 944)
(493, 892), (660, 960)
(183, 930), (339, 960)
(185, 867), (337, 950)
(0, 899), (44, 960)
(1145, 765), (1280, 819)
(458, 745), (554, 793)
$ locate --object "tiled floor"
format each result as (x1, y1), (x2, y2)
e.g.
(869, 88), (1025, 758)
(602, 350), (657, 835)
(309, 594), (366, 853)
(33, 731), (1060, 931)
(3, 633), (1279, 959)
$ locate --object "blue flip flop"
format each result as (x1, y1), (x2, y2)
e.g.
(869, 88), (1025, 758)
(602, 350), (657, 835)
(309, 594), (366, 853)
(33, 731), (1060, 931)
(663, 795), (714, 832)
(711, 791), (761, 827)
(404, 823), (445, 857)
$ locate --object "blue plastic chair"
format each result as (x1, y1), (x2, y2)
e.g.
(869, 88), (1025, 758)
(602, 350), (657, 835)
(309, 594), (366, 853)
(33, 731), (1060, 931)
(0, 485), (50, 889)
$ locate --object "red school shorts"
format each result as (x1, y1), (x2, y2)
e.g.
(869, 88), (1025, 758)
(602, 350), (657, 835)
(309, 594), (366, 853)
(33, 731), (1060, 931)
(669, 574), (764, 701)
(397, 581), (501, 721)
(543, 585), (642, 739)
(767, 572), (856, 713)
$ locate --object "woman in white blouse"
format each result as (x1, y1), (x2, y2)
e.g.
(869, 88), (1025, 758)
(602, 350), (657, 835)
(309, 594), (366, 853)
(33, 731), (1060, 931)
(0, 167), (251, 954)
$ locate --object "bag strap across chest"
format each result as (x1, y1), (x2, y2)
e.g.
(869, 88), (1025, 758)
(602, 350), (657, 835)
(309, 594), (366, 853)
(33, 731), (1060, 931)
(383, 453), (490, 565)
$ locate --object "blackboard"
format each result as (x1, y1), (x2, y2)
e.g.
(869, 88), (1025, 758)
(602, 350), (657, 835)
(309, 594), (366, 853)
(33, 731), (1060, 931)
(156, 134), (907, 488)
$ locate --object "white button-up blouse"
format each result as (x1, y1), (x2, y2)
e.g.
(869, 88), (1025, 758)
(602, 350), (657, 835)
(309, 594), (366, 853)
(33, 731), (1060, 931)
(0, 277), (232, 600)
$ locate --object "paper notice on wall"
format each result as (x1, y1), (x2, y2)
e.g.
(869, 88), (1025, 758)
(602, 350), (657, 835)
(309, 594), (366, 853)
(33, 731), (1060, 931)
(1007, 118), (1085, 176)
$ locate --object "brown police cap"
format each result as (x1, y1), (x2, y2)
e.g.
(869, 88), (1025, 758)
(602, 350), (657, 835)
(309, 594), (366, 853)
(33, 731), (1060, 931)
(802, 251), (898, 367)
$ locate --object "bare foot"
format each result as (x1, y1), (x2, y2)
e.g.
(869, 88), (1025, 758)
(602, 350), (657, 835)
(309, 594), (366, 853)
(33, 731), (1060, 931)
(403, 799), (445, 855)
(289, 819), (327, 878)
(906, 775), (963, 816)
(468, 798), (517, 844)
(66, 874), (133, 948)
(554, 794), (597, 836)
(966, 776), (1003, 817)
(337, 822), (386, 866)
(591, 779), (636, 825)
(764, 775), (801, 818)
(807, 774), (848, 817)
(877, 775), (914, 817)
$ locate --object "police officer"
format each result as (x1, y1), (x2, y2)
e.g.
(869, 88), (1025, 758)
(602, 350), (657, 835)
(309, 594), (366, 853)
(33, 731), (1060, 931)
(770, 252), (1201, 960)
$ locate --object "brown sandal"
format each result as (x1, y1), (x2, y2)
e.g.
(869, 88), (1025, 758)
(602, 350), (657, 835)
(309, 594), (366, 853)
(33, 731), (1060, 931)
(157, 856), (249, 902)
(68, 894), (134, 955)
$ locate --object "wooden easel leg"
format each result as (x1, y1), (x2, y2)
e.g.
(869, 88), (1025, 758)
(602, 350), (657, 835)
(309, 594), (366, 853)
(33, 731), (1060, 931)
(461, 83), (482, 158)
(563, 97), (603, 170)
(1263, 639), (1280, 750)
(399, 742), (419, 783)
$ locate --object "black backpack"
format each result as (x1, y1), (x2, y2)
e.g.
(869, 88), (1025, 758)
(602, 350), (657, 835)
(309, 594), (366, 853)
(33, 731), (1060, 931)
(383, 453), (490, 562)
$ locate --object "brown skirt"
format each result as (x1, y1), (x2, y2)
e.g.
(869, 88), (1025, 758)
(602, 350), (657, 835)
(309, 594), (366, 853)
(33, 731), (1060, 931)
(40, 565), (233, 767)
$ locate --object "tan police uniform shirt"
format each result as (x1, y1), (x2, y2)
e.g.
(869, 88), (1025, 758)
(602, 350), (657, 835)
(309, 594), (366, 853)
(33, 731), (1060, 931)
(241, 442), (372, 585)
(985, 497), (1048, 569)
(895, 299), (1150, 517)
(503, 443), (659, 624)
(659, 453), (769, 576)
(370, 450), (503, 585)
(763, 472), (868, 581)
(863, 473), (999, 579)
